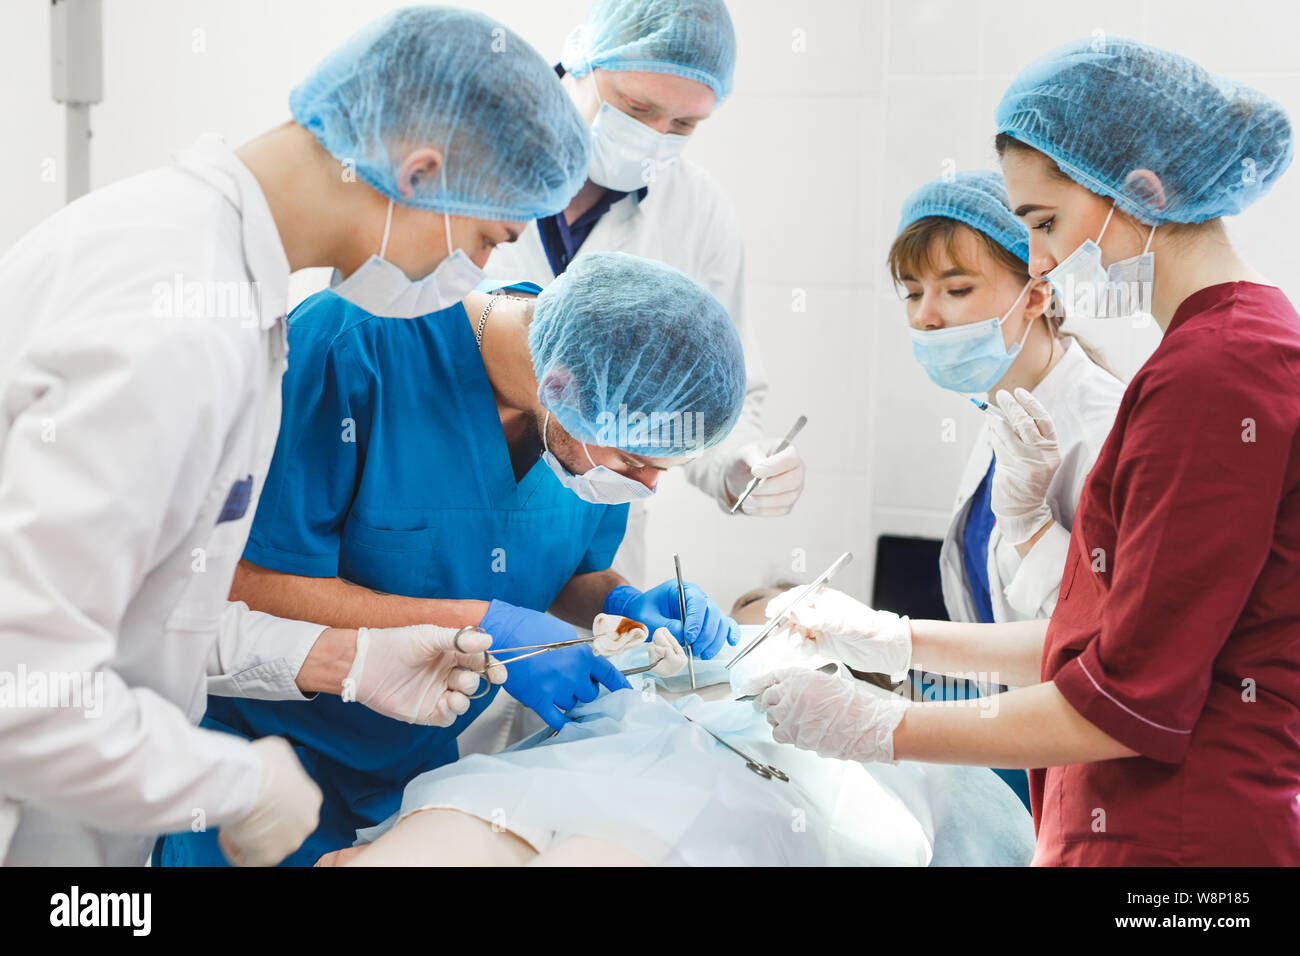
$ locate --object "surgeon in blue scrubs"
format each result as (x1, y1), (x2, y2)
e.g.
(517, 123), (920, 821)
(158, 252), (748, 865)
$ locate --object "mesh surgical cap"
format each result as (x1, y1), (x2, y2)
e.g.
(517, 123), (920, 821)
(561, 0), (737, 103)
(530, 252), (746, 457)
(995, 36), (1293, 224)
(290, 6), (590, 220)
(897, 170), (1029, 264)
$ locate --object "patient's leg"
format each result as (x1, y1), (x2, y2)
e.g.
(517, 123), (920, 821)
(342, 808), (538, 867)
(526, 836), (648, 867)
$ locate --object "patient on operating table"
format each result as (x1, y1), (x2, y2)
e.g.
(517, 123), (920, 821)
(315, 605), (1034, 868)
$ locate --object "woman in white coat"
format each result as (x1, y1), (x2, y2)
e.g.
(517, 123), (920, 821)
(887, 170), (1124, 805)
(890, 171), (1124, 633)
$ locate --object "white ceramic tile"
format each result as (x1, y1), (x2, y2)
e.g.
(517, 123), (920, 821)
(869, 294), (984, 512)
(746, 279), (876, 468)
(887, 0), (982, 75)
(1145, 0), (1300, 73)
(0, 0), (64, 251)
(976, 0), (1147, 69)
(880, 76), (985, 210)
(689, 93), (877, 284)
(729, 0), (884, 96)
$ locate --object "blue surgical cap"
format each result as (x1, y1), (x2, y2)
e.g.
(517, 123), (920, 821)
(530, 252), (746, 457)
(996, 36), (1293, 224)
(290, 6), (590, 221)
(897, 170), (1029, 265)
(561, 0), (736, 103)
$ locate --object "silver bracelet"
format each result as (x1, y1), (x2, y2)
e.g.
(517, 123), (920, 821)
(475, 294), (527, 351)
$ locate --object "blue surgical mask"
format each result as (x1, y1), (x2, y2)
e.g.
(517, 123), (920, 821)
(908, 280), (1034, 394)
(540, 411), (656, 505)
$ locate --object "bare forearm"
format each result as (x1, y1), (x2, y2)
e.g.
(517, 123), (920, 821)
(230, 559), (489, 631)
(909, 617), (1048, 687)
(549, 569), (625, 628)
(892, 679), (1140, 768)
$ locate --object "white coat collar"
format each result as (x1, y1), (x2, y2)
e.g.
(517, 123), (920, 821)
(172, 134), (290, 329)
(1027, 336), (1083, 410)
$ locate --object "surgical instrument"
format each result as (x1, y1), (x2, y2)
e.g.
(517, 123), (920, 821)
(455, 625), (600, 699)
(733, 662), (839, 702)
(727, 551), (853, 668)
(729, 414), (807, 514)
(679, 711), (789, 781)
(675, 552), (695, 689)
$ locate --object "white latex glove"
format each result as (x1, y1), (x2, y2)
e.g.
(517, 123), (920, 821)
(345, 624), (505, 726)
(764, 586), (912, 682)
(218, 737), (323, 867)
(740, 668), (910, 763)
(647, 626), (687, 677)
(723, 438), (805, 516)
(986, 387), (1062, 546)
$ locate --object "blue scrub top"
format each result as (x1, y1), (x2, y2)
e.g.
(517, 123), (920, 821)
(158, 290), (627, 866)
(962, 455), (998, 625)
(958, 452), (1031, 814)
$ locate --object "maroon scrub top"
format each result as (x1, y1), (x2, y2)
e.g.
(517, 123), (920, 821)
(1032, 282), (1300, 866)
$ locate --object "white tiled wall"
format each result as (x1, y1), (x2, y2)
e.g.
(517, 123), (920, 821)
(4, 0), (1300, 610)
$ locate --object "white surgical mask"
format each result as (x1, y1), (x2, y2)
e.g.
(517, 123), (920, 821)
(1045, 202), (1156, 320)
(586, 75), (688, 191)
(330, 199), (486, 319)
(540, 410), (656, 505)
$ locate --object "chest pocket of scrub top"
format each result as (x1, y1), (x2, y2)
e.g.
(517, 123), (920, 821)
(338, 514), (434, 597)
(166, 470), (260, 632)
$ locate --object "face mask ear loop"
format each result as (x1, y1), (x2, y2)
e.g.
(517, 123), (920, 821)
(443, 212), (454, 260)
(1142, 223), (1158, 254)
(541, 409), (553, 457)
(378, 199), (395, 260)
(583, 442), (598, 469)
(1007, 279), (1036, 350)
(1095, 201), (1118, 245)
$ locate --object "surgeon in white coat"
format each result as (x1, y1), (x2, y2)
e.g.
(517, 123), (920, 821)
(0, 8), (589, 866)
(485, 0), (806, 587)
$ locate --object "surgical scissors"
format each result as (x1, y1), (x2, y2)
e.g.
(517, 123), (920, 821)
(679, 711), (789, 782)
(454, 625), (601, 700)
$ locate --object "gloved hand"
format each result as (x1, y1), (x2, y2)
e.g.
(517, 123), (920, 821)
(723, 438), (805, 516)
(345, 624), (503, 726)
(765, 586), (912, 682)
(740, 668), (910, 763)
(986, 387), (1061, 546)
(480, 600), (629, 730)
(647, 626), (688, 677)
(218, 736), (323, 867)
(604, 581), (740, 660)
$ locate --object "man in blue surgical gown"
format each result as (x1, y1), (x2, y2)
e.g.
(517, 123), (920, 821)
(158, 253), (748, 865)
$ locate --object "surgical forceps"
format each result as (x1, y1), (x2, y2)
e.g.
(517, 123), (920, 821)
(678, 711), (789, 781)
(728, 415), (807, 514)
(454, 625), (600, 700)
(733, 661), (840, 702)
(727, 551), (854, 668)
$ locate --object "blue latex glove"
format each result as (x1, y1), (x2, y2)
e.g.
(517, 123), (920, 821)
(604, 581), (740, 661)
(479, 600), (630, 730)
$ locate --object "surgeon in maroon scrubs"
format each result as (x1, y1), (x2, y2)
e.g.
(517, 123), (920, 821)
(741, 37), (1300, 865)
